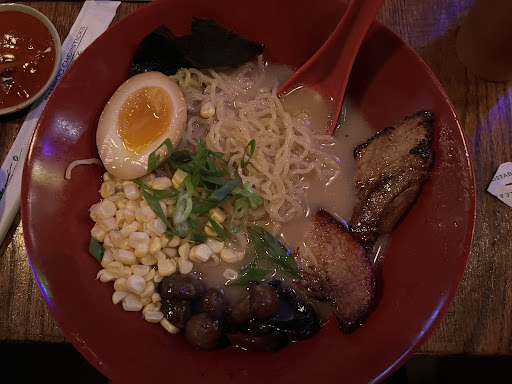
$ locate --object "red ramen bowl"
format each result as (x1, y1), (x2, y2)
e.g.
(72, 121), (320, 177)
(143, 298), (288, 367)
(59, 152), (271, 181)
(21, 0), (475, 383)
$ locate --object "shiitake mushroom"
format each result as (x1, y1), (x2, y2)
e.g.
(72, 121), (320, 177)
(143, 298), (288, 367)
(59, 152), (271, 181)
(186, 313), (223, 350)
(158, 273), (320, 351)
(159, 273), (204, 300)
(249, 281), (280, 320)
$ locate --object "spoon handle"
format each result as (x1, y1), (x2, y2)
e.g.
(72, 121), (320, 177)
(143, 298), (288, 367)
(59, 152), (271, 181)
(277, 0), (386, 133)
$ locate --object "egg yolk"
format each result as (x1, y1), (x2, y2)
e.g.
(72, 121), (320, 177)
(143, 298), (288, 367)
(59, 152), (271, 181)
(117, 86), (173, 153)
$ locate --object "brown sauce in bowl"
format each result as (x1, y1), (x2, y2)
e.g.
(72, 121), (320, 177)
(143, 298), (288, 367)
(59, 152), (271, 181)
(0, 11), (57, 109)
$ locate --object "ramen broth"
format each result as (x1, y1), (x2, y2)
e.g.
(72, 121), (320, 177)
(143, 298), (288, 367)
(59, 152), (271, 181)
(280, 94), (375, 251)
(196, 88), (375, 303)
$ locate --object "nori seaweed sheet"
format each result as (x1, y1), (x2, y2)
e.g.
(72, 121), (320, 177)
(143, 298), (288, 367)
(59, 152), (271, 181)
(129, 18), (264, 77)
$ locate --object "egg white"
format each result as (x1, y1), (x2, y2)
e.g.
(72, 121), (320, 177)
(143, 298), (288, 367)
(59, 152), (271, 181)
(96, 71), (187, 180)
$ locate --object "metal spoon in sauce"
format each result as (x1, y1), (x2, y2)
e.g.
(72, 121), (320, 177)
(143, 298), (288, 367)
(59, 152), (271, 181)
(277, 0), (386, 135)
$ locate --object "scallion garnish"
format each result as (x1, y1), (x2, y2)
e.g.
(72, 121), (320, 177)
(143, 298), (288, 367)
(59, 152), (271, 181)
(240, 139), (255, 168)
(89, 237), (104, 263)
(143, 138), (264, 240)
(247, 226), (301, 279)
(228, 226), (302, 286)
(147, 138), (173, 173)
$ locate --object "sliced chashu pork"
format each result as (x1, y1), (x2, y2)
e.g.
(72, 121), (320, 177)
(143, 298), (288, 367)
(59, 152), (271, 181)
(350, 111), (435, 250)
(297, 210), (375, 333)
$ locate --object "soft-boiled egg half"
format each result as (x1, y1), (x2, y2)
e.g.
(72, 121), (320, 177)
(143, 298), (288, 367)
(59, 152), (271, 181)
(96, 71), (187, 179)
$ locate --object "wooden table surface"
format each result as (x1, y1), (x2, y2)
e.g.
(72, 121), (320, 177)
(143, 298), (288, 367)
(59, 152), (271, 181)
(1, 0), (511, 357)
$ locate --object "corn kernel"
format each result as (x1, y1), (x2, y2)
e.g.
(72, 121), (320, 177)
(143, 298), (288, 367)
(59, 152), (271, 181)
(162, 247), (177, 258)
(112, 290), (129, 305)
(206, 238), (224, 253)
(140, 281), (155, 298)
(122, 265), (133, 278)
(99, 217), (118, 232)
(149, 237), (162, 255)
(126, 200), (139, 212)
(97, 269), (115, 282)
(145, 311), (164, 323)
(152, 177), (172, 190)
(209, 208), (226, 224)
(139, 173), (156, 186)
(178, 258), (193, 274)
(147, 218), (166, 237)
(167, 235), (180, 248)
(143, 303), (156, 315)
(101, 249), (114, 269)
(135, 205), (156, 222)
(122, 293), (143, 312)
(127, 274), (146, 295)
(120, 221), (141, 238)
(131, 264), (150, 276)
(117, 199), (128, 210)
(106, 261), (124, 276)
(96, 199), (117, 220)
(114, 249), (136, 265)
(114, 277), (128, 291)
(157, 258), (176, 276)
(171, 169), (188, 189)
(159, 236), (169, 248)
(103, 172), (114, 181)
(103, 233), (113, 248)
(153, 272), (164, 283)
(223, 268), (239, 280)
(134, 242), (149, 258)
(109, 230), (126, 248)
(178, 243), (190, 259)
(118, 238), (132, 251)
(100, 180), (116, 198)
(122, 181), (141, 200)
(151, 292), (161, 303)
(108, 191), (125, 204)
(124, 209), (135, 224)
(199, 101), (215, 118)
(160, 317), (181, 333)
(204, 222), (217, 237)
(153, 250), (167, 261)
(91, 224), (107, 242)
(128, 232), (150, 249)
(220, 248), (241, 264)
(193, 244), (213, 263)
(144, 268), (156, 281)
(140, 255), (158, 266)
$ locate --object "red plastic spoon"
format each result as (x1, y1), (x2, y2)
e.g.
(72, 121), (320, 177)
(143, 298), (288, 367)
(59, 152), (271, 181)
(277, 0), (386, 135)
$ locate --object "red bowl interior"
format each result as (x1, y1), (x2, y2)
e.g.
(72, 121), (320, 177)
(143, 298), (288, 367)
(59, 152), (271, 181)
(21, 0), (475, 383)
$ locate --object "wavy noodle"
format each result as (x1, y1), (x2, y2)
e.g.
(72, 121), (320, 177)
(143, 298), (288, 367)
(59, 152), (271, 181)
(170, 60), (340, 227)
(65, 158), (103, 180)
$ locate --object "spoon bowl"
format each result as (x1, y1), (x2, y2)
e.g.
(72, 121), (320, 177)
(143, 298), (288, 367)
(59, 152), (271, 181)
(277, 0), (386, 134)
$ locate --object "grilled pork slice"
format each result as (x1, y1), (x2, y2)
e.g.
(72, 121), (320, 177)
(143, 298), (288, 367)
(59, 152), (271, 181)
(297, 210), (375, 333)
(350, 111), (435, 250)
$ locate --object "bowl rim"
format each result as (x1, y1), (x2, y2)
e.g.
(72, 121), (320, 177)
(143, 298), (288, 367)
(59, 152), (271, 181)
(0, 3), (61, 116)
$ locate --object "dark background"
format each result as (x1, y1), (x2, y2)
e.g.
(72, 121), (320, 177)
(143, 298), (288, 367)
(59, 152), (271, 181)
(2, 342), (512, 383)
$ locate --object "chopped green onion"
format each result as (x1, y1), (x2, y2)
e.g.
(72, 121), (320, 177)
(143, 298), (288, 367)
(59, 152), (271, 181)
(147, 138), (173, 173)
(191, 179), (241, 214)
(207, 216), (231, 241)
(134, 179), (179, 200)
(172, 194), (193, 224)
(228, 266), (272, 286)
(241, 139), (256, 168)
(89, 237), (104, 263)
(247, 226), (301, 279)
(139, 188), (172, 228)
(228, 197), (249, 233)
(232, 183), (263, 209)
